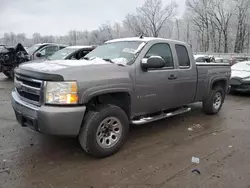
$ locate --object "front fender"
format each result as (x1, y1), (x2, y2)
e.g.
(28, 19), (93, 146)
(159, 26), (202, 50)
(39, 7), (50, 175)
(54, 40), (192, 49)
(80, 84), (133, 104)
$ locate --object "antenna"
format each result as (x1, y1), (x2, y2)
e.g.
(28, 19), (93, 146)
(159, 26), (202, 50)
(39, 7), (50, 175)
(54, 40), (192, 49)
(139, 34), (144, 39)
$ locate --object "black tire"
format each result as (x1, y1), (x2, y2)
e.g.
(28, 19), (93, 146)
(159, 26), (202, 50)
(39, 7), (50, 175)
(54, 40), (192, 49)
(203, 86), (225, 115)
(78, 104), (129, 158)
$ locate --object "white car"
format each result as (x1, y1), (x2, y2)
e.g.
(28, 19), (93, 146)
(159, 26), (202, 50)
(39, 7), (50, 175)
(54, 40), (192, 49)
(230, 61), (250, 92)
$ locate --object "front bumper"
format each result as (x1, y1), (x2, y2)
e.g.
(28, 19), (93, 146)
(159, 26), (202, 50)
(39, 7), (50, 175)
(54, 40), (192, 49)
(230, 78), (250, 92)
(11, 90), (86, 136)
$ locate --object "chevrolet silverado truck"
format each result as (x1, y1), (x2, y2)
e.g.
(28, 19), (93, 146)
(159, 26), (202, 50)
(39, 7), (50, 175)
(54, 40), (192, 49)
(11, 37), (231, 158)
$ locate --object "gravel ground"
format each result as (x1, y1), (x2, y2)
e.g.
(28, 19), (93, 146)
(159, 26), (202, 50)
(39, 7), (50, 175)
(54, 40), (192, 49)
(1, 73), (250, 188)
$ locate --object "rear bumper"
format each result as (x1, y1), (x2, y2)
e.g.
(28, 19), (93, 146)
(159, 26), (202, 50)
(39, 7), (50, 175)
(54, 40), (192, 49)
(11, 90), (86, 136)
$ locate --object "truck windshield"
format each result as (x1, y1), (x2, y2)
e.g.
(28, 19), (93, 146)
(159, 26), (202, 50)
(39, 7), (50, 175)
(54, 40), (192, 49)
(84, 41), (146, 65)
(48, 47), (77, 60)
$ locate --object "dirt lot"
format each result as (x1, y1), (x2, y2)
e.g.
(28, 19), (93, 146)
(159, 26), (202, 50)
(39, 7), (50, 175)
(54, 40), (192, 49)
(1, 73), (250, 188)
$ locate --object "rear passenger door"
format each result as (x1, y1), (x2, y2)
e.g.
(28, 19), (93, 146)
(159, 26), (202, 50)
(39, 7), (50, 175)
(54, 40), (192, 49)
(174, 44), (197, 106)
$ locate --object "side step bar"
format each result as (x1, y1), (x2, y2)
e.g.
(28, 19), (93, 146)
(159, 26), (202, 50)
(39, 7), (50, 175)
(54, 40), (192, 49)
(131, 107), (191, 125)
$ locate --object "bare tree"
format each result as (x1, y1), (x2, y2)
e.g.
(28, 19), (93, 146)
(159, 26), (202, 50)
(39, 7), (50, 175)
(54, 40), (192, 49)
(234, 0), (250, 53)
(176, 19), (180, 40)
(186, 21), (190, 44)
(186, 0), (210, 52)
(99, 23), (114, 41)
(68, 30), (77, 45)
(124, 14), (151, 36)
(124, 0), (178, 37)
(207, 0), (234, 53)
(33, 33), (41, 44)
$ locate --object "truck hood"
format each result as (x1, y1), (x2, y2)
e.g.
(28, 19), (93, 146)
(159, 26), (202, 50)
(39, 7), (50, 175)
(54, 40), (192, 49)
(17, 58), (131, 81)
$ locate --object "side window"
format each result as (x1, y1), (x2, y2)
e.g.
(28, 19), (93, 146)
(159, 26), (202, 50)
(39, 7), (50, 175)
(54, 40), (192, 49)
(145, 43), (174, 68)
(59, 46), (65, 50)
(69, 50), (91, 60)
(80, 50), (91, 58)
(175, 45), (190, 68)
(39, 48), (46, 56)
(44, 46), (59, 56)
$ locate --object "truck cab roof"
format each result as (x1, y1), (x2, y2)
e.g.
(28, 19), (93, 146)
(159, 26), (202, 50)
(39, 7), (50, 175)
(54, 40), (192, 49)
(106, 37), (187, 46)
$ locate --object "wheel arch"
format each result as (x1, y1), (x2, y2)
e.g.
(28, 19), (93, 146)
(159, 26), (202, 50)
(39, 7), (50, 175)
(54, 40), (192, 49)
(83, 90), (132, 119)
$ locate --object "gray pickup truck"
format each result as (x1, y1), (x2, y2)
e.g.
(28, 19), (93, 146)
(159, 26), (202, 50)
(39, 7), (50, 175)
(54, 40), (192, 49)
(11, 37), (231, 158)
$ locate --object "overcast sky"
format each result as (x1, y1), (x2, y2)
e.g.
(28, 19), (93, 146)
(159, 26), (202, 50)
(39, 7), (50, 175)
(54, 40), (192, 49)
(0, 0), (186, 37)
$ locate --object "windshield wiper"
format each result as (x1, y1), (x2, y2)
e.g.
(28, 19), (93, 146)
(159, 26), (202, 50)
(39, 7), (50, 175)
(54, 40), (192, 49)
(82, 57), (89, 60)
(103, 58), (115, 64)
(103, 58), (126, 67)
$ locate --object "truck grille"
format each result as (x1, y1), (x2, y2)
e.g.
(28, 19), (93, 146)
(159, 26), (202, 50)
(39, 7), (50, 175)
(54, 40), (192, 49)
(14, 73), (44, 106)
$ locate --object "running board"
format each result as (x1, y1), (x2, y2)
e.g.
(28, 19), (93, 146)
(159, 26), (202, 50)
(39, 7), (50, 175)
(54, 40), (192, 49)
(131, 107), (191, 125)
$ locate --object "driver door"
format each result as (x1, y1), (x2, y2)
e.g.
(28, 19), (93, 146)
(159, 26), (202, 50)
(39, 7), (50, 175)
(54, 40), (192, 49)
(134, 43), (178, 116)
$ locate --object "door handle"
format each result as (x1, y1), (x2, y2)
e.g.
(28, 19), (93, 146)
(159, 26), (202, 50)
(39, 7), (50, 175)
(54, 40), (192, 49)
(168, 75), (177, 80)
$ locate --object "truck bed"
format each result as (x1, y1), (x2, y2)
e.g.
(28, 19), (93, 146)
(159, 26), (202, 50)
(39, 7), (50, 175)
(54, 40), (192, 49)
(194, 63), (231, 102)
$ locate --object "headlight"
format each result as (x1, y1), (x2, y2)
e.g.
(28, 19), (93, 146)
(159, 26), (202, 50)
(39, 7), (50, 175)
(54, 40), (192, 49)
(45, 81), (78, 104)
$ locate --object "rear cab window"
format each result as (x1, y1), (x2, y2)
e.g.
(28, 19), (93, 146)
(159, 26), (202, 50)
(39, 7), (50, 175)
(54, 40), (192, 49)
(175, 44), (190, 68)
(145, 43), (174, 68)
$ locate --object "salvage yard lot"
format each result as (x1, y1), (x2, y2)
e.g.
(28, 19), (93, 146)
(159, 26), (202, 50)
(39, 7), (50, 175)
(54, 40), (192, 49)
(0, 73), (250, 188)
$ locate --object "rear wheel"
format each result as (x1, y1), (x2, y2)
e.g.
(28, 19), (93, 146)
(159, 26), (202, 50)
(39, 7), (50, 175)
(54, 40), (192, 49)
(78, 104), (129, 158)
(203, 86), (225, 115)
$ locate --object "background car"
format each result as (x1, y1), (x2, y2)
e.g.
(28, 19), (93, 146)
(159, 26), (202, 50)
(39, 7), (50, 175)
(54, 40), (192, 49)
(48, 45), (97, 61)
(215, 57), (231, 64)
(230, 61), (250, 93)
(0, 43), (29, 79)
(27, 43), (68, 60)
(230, 56), (250, 66)
(194, 55), (215, 63)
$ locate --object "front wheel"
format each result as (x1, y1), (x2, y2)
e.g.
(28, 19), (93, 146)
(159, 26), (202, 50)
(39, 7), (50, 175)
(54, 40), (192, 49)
(203, 86), (225, 115)
(78, 105), (129, 158)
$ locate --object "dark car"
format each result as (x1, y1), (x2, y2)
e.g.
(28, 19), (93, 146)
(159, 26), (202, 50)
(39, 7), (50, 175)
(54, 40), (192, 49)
(27, 43), (68, 60)
(0, 44), (29, 79)
(48, 45), (96, 61)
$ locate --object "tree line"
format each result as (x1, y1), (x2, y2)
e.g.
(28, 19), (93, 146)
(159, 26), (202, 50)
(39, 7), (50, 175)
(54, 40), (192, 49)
(1, 0), (250, 53)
